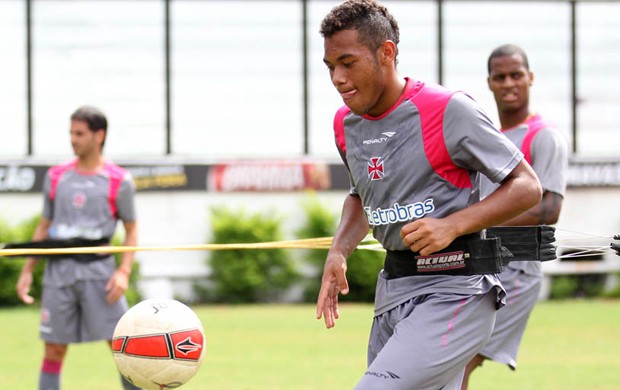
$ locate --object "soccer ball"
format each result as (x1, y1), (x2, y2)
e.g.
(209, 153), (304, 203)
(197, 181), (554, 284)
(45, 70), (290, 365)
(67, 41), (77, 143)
(112, 299), (206, 390)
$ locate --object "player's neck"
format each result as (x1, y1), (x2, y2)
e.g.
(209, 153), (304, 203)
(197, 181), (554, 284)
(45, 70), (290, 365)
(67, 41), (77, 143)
(76, 153), (105, 173)
(499, 108), (532, 131)
(367, 75), (406, 117)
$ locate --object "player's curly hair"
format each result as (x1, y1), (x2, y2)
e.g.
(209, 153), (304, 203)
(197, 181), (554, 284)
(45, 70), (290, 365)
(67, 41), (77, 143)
(320, 0), (400, 65)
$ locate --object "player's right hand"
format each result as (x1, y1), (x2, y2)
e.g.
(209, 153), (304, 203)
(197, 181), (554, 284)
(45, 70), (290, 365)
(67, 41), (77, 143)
(400, 217), (457, 256)
(316, 252), (349, 329)
(16, 271), (35, 305)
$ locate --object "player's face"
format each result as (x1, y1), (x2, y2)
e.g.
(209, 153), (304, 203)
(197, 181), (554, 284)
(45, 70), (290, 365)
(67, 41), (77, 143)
(323, 29), (388, 116)
(487, 54), (534, 114)
(70, 119), (104, 158)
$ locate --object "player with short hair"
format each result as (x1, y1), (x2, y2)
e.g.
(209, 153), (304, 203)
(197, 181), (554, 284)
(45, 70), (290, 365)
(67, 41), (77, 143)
(15, 105), (140, 390)
(461, 44), (569, 389)
(315, 1), (543, 389)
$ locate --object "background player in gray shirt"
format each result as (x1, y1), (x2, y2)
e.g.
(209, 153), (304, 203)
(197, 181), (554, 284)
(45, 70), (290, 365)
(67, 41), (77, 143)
(15, 106), (140, 390)
(316, 2), (543, 389)
(462, 44), (569, 389)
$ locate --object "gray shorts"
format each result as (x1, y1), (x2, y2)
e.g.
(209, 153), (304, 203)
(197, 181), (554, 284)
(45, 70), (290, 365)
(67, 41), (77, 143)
(356, 290), (498, 390)
(480, 267), (541, 369)
(40, 279), (128, 344)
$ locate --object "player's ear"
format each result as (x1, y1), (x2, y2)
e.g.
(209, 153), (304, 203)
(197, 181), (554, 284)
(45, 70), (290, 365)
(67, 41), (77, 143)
(487, 76), (492, 91)
(379, 40), (397, 65)
(529, 71), (535, 87)
(95, 129), (106, 147)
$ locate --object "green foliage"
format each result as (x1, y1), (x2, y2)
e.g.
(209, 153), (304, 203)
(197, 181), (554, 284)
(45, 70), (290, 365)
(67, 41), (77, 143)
(548, 275), (579, 299)
(549, 273), (606, 299)
(294, 193), (337, 302)
(197, 207), (300, 303)
(0, 215), (44, 306)
(575, 274), (606, 297)
(342, 248), (384, 302)
(602, 273), (620, 298)
(295, 193), (383, 303)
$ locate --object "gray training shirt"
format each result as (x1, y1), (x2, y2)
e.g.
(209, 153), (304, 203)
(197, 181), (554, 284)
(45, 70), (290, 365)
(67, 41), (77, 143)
(477, 113), (569, 275)
(41, 159), (136, 287)
(334, 78), (523, 315)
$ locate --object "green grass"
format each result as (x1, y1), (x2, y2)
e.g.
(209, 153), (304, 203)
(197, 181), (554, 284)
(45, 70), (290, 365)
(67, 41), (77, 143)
(2, 300), (619, 389)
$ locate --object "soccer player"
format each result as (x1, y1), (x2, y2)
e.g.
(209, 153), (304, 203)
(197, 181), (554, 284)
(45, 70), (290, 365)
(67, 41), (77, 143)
(315, 1), (543, 389)
(15, 106), (140, 390)
(461, 44), (569, 389)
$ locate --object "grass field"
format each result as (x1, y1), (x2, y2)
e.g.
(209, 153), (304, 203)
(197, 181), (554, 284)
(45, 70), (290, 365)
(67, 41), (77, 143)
(2, 299), (619, 390)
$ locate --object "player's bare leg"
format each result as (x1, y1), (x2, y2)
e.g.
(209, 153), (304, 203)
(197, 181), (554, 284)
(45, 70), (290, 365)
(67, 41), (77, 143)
(461, 354), (486, 390)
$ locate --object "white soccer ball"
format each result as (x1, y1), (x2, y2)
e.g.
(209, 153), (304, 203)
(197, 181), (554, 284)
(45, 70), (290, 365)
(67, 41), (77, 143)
(112, 299), (206, 390)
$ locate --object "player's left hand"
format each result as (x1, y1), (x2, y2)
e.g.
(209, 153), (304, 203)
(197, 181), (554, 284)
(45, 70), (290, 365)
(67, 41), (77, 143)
(106, 269), (129, 304)
(316, 252), (349, 329)
(400, 217), (458, 256)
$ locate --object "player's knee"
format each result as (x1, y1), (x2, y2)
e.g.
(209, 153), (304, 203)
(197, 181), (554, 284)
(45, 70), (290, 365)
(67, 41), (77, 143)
(44, 343), (68, 361)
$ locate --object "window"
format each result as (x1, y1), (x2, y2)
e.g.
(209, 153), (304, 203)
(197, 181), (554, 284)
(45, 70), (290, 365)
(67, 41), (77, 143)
(0, 1), (27, 158)
(172, 1), (303, 158)
(444, 1), (571, 144)
(576, 3), (620, 157)
(32, 1), (165, 158)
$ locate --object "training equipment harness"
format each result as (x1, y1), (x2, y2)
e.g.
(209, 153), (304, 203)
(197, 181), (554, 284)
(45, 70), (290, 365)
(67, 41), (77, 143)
(384, 225), (556, 279)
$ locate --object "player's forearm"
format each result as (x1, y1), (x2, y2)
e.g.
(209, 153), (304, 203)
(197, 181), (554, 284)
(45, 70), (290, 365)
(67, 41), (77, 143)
(20, 258), (39, 274)
(23, 220), (51, 271)
(118, 252), (135, 275)
(329, 194), (370, 259)
(447, 162), (542, 236)
(118, 222), (138, 275)
(498, 191), (563, 226)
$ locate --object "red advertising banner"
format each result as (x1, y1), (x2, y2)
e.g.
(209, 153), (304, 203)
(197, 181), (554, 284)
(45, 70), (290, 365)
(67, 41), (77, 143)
(207, 160), (331, 192)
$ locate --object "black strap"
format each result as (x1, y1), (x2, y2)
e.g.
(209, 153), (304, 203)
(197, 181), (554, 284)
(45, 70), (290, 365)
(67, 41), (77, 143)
(2, 237), (109, 250)
(485, 225), (557, 264)
(1, 238), (112, 261)
(612, 234), (620, 257)
(384, 233), (504, 278)
(384, 226), (557, 279)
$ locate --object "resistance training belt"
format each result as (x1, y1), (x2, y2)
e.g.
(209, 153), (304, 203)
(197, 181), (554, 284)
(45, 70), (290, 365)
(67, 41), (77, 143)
(1, 237), (111, 261)
(385, 225), (557, 278)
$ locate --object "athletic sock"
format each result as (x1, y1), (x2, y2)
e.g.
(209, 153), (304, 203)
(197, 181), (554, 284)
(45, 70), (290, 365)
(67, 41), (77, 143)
(120, 373), (142, 390)
(39, 359), (62, 390)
